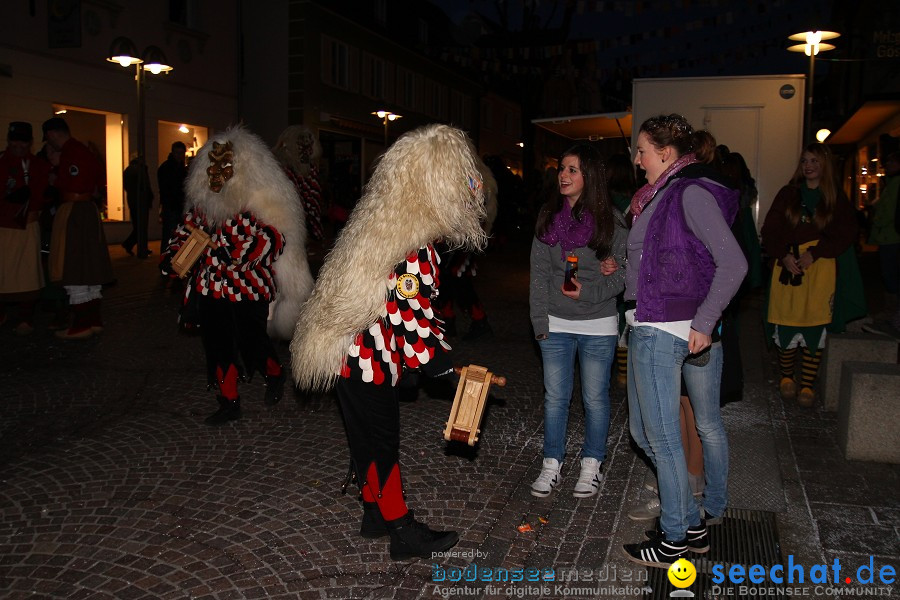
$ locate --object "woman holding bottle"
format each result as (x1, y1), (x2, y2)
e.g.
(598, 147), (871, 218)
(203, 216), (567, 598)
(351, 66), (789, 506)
(529, 143), (627, 499)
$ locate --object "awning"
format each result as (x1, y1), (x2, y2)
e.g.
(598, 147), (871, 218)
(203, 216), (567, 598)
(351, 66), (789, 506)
(827, 100), (900, 145)
(531, 111), (632, 143)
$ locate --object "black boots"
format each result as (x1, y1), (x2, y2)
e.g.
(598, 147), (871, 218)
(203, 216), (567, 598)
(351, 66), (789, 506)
(205, 396), (241, 426)
(264, 370), (286, 405)
(386, 511), (459, 560)
(360, 502), (389, 539)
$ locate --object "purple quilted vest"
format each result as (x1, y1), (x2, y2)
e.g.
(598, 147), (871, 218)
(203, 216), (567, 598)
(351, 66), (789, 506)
(635, 178), (739, 323)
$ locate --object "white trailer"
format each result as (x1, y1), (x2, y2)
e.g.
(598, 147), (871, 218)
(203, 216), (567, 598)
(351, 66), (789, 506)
(632, 75), (806, 230)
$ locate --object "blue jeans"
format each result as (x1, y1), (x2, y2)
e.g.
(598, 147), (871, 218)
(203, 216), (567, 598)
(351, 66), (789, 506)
(627, 325), (701, 541)
(539, 332), (616, 463)
(682, 342), (728, 518)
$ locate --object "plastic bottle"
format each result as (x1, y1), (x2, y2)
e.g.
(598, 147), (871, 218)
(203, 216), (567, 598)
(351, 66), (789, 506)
(563, 254), (578, 291)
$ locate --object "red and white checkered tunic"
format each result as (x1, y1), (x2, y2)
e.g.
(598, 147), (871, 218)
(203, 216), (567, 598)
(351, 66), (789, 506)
(342, 244), (451, 386)
(163, 209), (284, 302)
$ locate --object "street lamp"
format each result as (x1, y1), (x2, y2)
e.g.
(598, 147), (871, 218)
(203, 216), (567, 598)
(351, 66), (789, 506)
(372, 110), (402, 147)
(787, 30), (839, 145)
(106, 36), (173, 255)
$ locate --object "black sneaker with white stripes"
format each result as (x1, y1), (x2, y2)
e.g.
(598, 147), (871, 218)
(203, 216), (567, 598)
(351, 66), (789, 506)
(623, 536), (688, 568)
(644, 519), (709, 553)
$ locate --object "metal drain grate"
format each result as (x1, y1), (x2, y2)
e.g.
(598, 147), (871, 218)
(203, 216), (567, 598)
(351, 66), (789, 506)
(642, 508), (787, 600)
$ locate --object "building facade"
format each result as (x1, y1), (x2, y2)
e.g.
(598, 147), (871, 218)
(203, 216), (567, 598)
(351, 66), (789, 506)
(0, 0), (240, 240)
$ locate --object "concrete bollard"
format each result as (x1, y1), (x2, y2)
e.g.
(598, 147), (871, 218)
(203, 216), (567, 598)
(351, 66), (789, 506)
(837, 362), (900, 464)
(821, 333), (898, 412)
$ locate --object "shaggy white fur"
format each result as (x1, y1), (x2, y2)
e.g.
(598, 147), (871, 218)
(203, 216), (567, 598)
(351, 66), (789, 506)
(272, 125), (322, 178)
(185, 124), (314, 341)
(290, 124), (487, 391)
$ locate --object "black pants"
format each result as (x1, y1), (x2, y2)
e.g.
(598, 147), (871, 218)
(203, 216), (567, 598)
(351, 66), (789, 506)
(123, 199), (150, 254)
(198, 296), (280, 386)
(336, 378), (400, 488)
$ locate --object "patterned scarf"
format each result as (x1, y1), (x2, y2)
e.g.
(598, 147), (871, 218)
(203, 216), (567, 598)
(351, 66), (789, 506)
(538, 200), (594, 258)
(630, 153), (699, 220)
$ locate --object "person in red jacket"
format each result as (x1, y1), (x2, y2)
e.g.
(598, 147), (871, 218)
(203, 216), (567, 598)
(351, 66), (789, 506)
(291, 124), (488, 561)
(0, 122), (50, 335)
(42, 117), (114, 340)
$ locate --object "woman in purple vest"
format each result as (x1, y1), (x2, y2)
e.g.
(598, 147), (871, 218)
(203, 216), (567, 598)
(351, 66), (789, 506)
(622, 115), (747, 568)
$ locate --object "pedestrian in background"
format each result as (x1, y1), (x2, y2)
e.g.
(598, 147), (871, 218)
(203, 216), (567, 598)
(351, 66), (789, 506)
(864, 147), (900, 337)
(157, 141), (187, 248)
(761, 143), (862, 407)
(122, 155), (154, 258)
(529, 142), (627, 499)
(433, 158), (498, 340)
(623, 114), (746, 568)
(0, 122), (50, 335)
(42, 117), (114, 340)
(35, 140), (69, 331)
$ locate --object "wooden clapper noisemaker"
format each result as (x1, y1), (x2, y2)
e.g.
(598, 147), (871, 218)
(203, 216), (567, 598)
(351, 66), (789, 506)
(444, 365), (506, 446)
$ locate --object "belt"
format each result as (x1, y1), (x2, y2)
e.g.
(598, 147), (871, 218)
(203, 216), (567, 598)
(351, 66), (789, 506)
(61, 192), (94, 203)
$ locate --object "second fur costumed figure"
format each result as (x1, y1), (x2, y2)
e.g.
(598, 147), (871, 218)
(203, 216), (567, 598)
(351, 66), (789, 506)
(161, 125), (313, 425)
(291, 124), (487, 560)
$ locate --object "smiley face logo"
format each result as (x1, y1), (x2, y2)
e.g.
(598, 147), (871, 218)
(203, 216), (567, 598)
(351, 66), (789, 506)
(667, 558), (696, 588)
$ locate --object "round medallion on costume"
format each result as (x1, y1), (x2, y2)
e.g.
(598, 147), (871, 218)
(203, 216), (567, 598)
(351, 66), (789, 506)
(69, 164), (79, 176)
(396, 273), (420, 299)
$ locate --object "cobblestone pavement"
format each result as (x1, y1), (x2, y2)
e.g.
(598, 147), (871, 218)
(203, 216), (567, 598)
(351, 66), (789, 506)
(0, 241), (897, 599)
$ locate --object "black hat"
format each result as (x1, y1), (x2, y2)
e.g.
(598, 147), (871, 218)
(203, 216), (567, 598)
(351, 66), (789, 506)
(7, 121), (33, 142)
(41, 117), (69, 140)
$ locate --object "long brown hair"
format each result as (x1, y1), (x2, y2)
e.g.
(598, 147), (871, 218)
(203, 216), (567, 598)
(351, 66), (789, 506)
(785, 143), (837, 230)
(535, 143), (616, 260)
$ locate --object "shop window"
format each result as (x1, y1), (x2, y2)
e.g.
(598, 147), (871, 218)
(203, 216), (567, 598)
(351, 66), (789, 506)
(157, 121), (207, 166)
(51, 104), (125, 222)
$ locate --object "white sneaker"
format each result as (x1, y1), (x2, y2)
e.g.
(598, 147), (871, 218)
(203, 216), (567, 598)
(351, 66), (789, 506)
(531, 458), (561, 497)
(573, 457), (604, 498)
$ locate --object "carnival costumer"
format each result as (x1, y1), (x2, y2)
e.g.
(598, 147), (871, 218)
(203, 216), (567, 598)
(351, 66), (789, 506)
(291, 124), (487, 560)
(160, 125), (314, 425)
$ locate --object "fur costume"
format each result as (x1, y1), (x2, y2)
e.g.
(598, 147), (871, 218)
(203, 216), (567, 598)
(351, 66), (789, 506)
(291, 124), (487, 391)
(273, 125), (322, 179)
(185, 125), (313, 340)
(274, 125), (324, 241)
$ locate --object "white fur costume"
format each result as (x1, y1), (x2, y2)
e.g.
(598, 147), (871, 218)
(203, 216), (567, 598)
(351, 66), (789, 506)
(273, 125), (322, 178)
(185, 125), (313, 340)
(290, 124), (487, 391)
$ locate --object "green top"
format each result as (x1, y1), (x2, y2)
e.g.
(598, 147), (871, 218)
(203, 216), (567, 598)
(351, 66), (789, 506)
(799, 182), (820, 223)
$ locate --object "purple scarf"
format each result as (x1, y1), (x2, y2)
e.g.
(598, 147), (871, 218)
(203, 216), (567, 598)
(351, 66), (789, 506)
(630, 153), (699, 219)
(538, 200), (594, 258)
